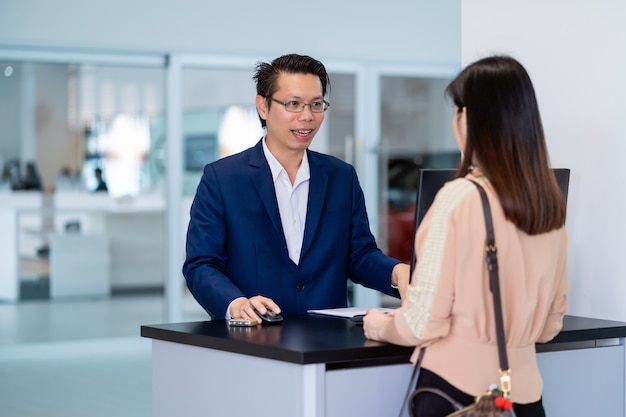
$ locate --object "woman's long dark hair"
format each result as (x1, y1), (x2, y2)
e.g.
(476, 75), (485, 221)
(446, 55), (566, 234)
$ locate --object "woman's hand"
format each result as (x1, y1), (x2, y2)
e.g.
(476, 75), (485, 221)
(363, 308), (394, 342)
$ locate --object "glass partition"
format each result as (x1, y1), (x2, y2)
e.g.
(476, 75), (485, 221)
(0, 61), (166, 195)
(180, 67), (261, 196)
(0, 58), (167, 311)
(325, 73), (356, 162)
(379, 75), (458, 265)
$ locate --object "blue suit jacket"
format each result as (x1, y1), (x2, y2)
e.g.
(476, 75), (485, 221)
(183, 140), (400, 318)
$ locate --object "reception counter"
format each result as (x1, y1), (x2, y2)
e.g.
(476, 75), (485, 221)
(141, 314), (626, 417)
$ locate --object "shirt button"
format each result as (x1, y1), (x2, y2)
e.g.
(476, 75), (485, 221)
(296, 282), (305, 291)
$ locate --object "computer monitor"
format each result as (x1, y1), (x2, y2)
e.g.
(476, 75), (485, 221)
(410, 168), (570, 273)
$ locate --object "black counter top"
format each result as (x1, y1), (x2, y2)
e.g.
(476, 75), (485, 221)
(543, 315), (626, 343)
(141, 314), (626, 366)
(141, 314), (413, 366)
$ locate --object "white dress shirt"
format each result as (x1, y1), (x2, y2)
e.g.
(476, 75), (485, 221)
(262, 138), (310, 264)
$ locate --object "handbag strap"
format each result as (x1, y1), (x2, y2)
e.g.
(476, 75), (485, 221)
(469, 179), (511, 397)
(411, 387), (464, 412)
(398, 347), (425, 417)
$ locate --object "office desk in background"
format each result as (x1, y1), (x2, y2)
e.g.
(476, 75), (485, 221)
(0, 191), (166, 301)
(141, 315), (626, 417)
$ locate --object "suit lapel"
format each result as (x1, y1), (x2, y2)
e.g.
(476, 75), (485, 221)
(301, 151), (328, 258)
(249, 141), (288, 252)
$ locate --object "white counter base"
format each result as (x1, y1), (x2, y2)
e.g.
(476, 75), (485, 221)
(150, 339), (625, 417)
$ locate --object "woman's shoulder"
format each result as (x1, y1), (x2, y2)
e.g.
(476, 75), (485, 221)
(420, 176), (489, 230)
(433, 177), (481, 208)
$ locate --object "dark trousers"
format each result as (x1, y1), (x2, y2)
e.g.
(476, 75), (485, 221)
(411, 369), (546, 417)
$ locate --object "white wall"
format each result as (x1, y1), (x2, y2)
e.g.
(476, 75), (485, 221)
(462, 1), (626, 321)
(0, 0), (460, 65)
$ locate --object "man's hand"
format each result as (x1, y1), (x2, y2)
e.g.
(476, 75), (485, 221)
(230, 296), (281, 324)
(391, 263), (410, 299)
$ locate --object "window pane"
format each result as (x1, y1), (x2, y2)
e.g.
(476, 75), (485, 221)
(181, 67), (262, 196)
(0, 59), (168, 330)
(325, 73), (356, 162)
(379, 76), (458, 264)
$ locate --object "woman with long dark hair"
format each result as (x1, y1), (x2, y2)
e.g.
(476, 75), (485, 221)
(363, 55), (568, 417)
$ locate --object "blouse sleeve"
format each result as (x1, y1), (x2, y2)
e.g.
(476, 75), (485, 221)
(393, 179), (477, 347)
(537, 229), (569, 343)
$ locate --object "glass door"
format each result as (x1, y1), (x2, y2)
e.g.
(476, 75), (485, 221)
(379, 75), (458, 265)
(0, 52), (168, 340)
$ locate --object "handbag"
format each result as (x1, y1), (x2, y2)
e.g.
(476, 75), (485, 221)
(398, 180), (516, 417)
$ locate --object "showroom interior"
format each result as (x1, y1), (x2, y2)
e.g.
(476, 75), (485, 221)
(2, 1), (626, 416)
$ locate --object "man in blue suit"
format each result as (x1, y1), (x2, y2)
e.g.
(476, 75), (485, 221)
(183, 54), (410, 322)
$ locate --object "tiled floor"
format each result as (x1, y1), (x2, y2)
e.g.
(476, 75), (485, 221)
(0, 293), (207, 417)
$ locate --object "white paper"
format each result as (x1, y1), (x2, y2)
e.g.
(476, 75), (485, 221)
(307, 306), (394, 318)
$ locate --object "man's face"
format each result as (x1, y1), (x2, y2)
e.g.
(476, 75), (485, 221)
(256, 72), (325, 156)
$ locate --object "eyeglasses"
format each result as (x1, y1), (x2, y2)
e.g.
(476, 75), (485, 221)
(266, 96), (330, 113)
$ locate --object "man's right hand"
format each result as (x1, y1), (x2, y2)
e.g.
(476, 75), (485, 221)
(230, 296), (281, 324)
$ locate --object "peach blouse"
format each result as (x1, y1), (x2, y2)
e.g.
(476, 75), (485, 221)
(380, 174), (568, 404)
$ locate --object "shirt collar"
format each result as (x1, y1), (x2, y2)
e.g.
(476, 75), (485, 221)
(262, 137), (310, 184)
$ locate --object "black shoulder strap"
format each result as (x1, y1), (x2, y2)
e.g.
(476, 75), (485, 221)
(469, 180), (509, 372)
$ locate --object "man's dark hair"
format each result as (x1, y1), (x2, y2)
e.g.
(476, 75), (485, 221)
(253, 54), (330, 127)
